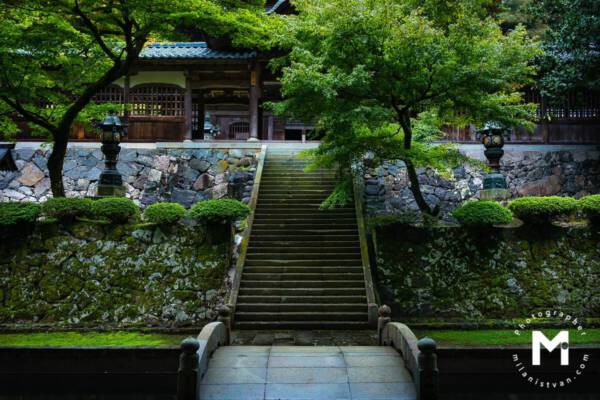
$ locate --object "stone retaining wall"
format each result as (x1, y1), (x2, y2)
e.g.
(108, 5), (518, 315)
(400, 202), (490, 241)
(0, 146), (260, 207)
(0, 222), (228, 328)
(364, 145), (600, 219)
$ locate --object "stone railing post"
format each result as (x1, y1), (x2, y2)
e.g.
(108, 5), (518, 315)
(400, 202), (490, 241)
(417, 337), (439, 400)
(217, 304), (231, 345)
(377, 305), (391, 345)
(177, 337), (200, 400)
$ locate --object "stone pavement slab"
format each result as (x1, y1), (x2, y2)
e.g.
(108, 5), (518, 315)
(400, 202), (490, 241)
(200, 346), (416, 400)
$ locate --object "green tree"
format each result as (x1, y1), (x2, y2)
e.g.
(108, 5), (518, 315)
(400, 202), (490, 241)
(530, 0), (600, 96)
(0, 0), (275, 196)
(272, 0), (540, 216)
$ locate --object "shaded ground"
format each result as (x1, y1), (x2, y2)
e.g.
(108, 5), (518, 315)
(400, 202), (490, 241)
(231, 330), (379, 346)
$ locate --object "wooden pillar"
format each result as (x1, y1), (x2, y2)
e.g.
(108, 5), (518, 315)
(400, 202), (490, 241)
(249, 62), (261, 140)
(123, 75), (130, 125)
(196, 93), (205, 140)
(267, 115), (274, 141)
(184, 72), (193, 141)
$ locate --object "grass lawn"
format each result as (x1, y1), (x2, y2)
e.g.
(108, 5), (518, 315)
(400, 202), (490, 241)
(0, 331), (187, 347)
(414, 328), (600, 347)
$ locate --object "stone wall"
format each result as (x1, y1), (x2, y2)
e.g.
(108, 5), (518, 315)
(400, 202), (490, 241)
(364, 145), (600, 219)
(375, 224), (600, 319)
(0, 145), (260, 207)
(0, 222), (228, 328)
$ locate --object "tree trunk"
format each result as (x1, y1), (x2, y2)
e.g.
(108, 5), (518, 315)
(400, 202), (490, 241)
(397, 111), (439, 217)
(405, 159), (438, 217)
(47, 130), (69, 197)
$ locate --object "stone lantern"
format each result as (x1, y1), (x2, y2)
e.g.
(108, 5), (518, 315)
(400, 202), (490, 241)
(477, 122), (510, 200)
(97, 111), (126, 197)
(203, 112), (219, 140)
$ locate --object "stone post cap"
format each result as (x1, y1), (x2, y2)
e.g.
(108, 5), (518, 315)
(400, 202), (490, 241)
(417, 337), (437, 353)
(217, 304), (231, 317)
(378, 304), (391, 318)
(181, 337), (200, 354)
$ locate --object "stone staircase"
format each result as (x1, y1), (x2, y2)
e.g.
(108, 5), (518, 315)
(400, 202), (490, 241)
(234, 148), (370, 329)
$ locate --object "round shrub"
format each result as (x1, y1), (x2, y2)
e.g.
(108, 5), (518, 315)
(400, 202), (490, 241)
(508, 196), (578, 224)
(91, 197), (139, 223)
(0, 202), (41, 226)
(453, 201), (513, 228)
(143, 202), (186, 225)
(579, 195), (600, 225)
(42, 197), (93, 222)
(189, 199), (249, 222)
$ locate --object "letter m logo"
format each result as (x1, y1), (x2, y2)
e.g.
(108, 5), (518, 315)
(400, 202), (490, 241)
(532, 331), (569, 366)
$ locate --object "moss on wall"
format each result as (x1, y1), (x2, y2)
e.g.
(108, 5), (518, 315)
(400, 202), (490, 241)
(0, 222), (228, 328)
(375, 225), (600, 319)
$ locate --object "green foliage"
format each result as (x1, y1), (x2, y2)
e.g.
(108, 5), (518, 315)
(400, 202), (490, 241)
(0, 0), (277, 196)
(453, 201), (513, 228)
(0, 202), (41, 226)
(91, 197), (140, 223)
(508, 196), (578, 224)
(189, 199), (249, 222)
(530, 0), (600, 95)
(368, 212), (420, 229)
(272, 0), (539, 216)
(41, 197), (93, 222)
(320, 175), (353, 209)
(143, 202), (186, 225)
(0, 332), (185, 348)
(579, 195), (600, 225)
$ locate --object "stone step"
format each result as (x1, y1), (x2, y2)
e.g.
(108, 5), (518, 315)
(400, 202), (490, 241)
(235, 311), (368, 322)
(242, 272), (363, 281)
(243, 266), (364, 274)
(245, 253), (361, 261)
(247, 234), (359, 241)
(238, 287), (366, 296)
(250, 229), (358, 237)
(254, 214), (356, 225)
(247, 246), (359, 254)
(252, 223), (358, 230)
(259, 189), (333, 194)
(248, 240), (359, 247)
(245, 259), (362, 267)
(261, 173), (336, 178)
(236, 295), (367, 304)
(235, 303), (365, 312)
(259, 195), (330, 200)
(234, 320), (370, 330)
(254, 209), (355, 216)
(260, 179), (337, 185)
(241, 280), (364, 289)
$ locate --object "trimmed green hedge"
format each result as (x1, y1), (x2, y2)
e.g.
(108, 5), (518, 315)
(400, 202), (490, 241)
(453, 201), (513, 228)
(41, 197), (93, 222)
(579, 195), (600, 225)
(143, 202), (186, 225)
(508, 196), (578, 224)
(189, 199), (249, 222)
(91, 197), (139, 223)
(0, 202), (41, 226)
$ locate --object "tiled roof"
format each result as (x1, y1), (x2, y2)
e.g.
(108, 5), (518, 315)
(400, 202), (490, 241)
(140, 42), (256, 60)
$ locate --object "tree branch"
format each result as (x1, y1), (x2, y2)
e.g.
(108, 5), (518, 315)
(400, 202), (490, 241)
(73, 0), (119, 62)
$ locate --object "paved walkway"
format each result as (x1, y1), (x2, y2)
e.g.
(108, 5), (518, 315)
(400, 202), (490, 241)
(199, 346), (416, 400)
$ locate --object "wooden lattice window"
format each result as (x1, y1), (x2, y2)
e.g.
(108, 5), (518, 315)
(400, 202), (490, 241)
(229, 121), (250, 140)
(129, 84), (184, 116)
(92, 84), (124, 104)
(524, 88), (600, 121)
